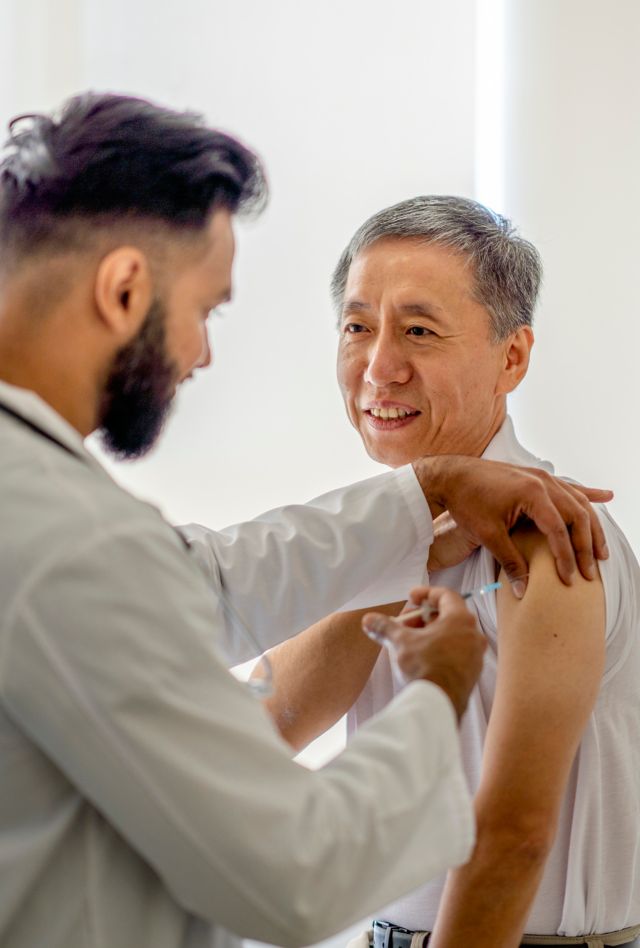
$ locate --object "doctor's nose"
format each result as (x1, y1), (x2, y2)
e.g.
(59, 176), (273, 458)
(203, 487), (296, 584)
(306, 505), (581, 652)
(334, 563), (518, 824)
(363, 335), (412, 387)
(198, 331), (213, 369)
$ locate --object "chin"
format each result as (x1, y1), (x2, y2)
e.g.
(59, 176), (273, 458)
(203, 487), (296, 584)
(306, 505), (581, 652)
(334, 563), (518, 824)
(364, 442), (416, 469)
(358, 418), (437, 468)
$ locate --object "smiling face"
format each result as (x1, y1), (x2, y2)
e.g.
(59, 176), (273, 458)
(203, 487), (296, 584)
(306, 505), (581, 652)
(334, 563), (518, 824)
(337, 237), (532, 467)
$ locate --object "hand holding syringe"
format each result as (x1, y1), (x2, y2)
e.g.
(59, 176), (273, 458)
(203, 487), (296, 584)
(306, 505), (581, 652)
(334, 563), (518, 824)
(396, 581), (502, 624)
(361, 584), (495, 720)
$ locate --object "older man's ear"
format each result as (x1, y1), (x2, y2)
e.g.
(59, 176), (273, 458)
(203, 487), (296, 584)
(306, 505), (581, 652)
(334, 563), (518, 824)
(496, 326), (534, 395)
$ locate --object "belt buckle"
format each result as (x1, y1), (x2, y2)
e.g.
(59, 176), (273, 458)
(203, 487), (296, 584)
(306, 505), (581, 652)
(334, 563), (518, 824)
(374, 920), (420, 948)
(374, 920), (394, 948)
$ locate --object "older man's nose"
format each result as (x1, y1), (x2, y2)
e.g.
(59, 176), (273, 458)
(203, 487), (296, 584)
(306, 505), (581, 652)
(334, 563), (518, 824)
(363, 336), (411, 387)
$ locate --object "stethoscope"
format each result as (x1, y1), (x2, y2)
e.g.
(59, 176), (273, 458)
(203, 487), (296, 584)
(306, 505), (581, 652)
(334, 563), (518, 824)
(0, 401), (274, 698)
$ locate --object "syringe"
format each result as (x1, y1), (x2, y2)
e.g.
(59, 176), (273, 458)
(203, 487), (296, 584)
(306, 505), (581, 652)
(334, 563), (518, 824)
(396, 580), (502, 624)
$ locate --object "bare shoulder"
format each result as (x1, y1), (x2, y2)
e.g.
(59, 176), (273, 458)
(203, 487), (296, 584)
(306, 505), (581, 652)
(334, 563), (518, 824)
(493, 518), (605, 714)
(493, 520), (605, 731)
(501, 519), (604, 610)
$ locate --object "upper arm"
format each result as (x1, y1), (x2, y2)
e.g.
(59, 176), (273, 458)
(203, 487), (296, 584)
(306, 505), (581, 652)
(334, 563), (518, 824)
(478, 524), (605, 837)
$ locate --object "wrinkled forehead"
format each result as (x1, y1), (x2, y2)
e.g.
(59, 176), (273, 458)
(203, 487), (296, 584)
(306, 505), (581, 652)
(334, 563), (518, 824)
(343, 236), (483, 315)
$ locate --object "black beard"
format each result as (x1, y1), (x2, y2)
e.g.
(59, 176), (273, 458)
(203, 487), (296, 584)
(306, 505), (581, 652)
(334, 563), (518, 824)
(98, 299), (178, 460)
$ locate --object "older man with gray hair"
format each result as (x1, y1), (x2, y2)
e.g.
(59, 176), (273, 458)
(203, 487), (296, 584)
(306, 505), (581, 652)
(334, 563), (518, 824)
(262, 196), (640, 948)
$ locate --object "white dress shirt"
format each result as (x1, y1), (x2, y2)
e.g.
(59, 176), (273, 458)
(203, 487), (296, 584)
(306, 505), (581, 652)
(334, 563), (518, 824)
(0, 380), (474, 948)
(350, 416), (640, 937)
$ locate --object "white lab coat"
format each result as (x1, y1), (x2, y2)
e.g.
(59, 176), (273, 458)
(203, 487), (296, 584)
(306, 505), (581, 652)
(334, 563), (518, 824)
(0, 380), (474, 948)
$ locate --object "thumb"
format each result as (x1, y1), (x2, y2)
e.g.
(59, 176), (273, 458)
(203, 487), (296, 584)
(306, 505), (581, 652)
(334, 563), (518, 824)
(487, 533), (529, 599)
(362, 611), (399, 645)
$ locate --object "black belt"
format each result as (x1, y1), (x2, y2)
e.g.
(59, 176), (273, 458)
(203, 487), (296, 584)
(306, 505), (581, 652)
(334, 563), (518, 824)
(373, 921), (429, 948)
(372, 919), (640, 948)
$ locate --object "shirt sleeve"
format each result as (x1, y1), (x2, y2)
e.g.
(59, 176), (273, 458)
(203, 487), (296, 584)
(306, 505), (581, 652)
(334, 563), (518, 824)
(2, 520), (472, 948)
(182, 465), (434, 664)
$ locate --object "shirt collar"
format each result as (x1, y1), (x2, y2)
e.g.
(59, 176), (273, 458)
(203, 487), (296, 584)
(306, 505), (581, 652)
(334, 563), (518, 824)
(481, 414), (555, 474)
(0, 379), (107, 473)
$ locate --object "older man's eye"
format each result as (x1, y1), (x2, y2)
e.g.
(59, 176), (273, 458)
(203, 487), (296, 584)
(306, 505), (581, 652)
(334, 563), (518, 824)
(344, 322), (367, 334)
(407, 325), (434, 337)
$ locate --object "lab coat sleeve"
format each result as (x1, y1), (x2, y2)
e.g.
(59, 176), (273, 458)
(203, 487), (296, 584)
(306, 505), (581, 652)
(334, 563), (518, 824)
(3, 519), (472, 947)
(182, 465), (433, 663)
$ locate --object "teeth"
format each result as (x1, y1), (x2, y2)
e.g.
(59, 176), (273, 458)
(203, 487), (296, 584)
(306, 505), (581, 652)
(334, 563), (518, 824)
(370, 407), (412, 419)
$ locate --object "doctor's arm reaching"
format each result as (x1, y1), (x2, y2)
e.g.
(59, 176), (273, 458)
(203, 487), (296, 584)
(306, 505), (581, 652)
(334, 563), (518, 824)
(256, 459), (611, 750)
(4, 522), (485, 948)
(187, 454), (609, 669)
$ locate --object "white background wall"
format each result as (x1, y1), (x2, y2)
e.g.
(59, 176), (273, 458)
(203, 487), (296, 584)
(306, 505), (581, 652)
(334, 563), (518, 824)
(501, 0), (640, 549)
(1, 1), (639, 945)
(23, 0), (475, 531)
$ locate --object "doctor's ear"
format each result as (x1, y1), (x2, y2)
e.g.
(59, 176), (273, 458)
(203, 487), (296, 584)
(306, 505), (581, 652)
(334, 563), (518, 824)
(497, 326), (534, 395)
(94, 246), (154, 340)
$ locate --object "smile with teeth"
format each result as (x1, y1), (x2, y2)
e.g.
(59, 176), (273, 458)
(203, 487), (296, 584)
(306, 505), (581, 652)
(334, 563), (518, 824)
(368, 407), (419, 420)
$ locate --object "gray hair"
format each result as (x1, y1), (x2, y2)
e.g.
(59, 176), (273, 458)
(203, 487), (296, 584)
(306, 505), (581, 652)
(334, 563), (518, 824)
(330, 195), (542, 340)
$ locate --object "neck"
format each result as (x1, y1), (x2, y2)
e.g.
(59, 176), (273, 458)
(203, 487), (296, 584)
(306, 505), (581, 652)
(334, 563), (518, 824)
(426, 406), (507, 517)
(456, 404), (508, 458)
(0, 313), (103, 438)
(0, 365), (101, 437)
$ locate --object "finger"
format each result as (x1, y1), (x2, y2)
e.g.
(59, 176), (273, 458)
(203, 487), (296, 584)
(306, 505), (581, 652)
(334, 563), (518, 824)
(362, 611), (400, 645)
(586, 502), (609, 561)
(528, 473), (608, 576)
(403, 586), (431, 610)
(559, 491), (600, 581)
(572, 485), (614, 503)
(419, 585), (469, 617)
(521, 491), (578, 585)
(566, 486), (610, 562)
(542, 478), (609, 579)
(398, 586), (468, 626)
(482, 528), (532, 598)
(397, 589), (442, 627)
(399, 588), (435, 627)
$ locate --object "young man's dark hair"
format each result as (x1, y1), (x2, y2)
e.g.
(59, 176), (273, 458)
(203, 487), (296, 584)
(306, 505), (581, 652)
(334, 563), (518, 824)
(0, 92), (267, 460)
(0, 91), (267, 260)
